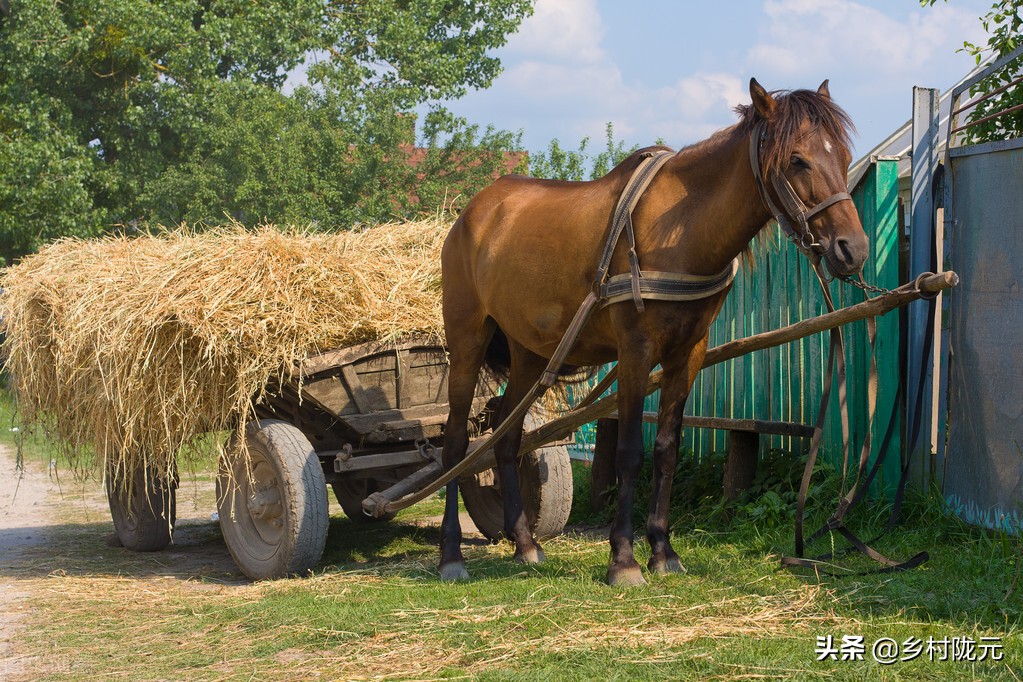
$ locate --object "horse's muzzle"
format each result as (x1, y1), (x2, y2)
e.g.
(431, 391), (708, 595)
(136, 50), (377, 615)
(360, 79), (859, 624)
(824, 233), (869, 277)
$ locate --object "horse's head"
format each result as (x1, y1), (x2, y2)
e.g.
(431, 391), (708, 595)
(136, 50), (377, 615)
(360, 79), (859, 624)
(748, 78), (868, 277)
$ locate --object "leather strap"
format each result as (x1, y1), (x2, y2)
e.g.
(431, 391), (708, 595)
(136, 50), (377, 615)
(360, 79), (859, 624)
(600, 261), (739, 307)
(596, 149), (739, 310)
(781, 264), (929, 575)
(749, 120), (854, 259)
(595, 151), (674, 291)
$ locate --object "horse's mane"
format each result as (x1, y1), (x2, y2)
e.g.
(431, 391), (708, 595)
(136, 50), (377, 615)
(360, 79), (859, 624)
(593, 91), (855, 269)
(734, 88), (855, 174)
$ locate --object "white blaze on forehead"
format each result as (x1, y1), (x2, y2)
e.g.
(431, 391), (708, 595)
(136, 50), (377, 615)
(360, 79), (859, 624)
(823, 139), (833, 154)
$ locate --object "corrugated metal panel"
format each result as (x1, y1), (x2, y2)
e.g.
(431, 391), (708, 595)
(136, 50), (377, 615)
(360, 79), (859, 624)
(570, 160), (902, 497)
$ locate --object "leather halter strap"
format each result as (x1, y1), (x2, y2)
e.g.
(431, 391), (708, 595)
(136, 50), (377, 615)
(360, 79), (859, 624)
(595, 150), (739, 311)
(749, 120), (853, 260)
(747, 119), (928, 575)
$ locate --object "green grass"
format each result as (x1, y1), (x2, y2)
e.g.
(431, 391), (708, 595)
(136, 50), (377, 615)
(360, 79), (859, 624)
(4, 389), (1023, 680)
(18, 506), (1022, 680)
(0, 380), (66, 470)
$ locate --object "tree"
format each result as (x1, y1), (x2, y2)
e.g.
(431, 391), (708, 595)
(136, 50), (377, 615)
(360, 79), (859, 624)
(529, 123), (643, 181)
(0, 0), (532, 264)
(923, 0), (1023, 143)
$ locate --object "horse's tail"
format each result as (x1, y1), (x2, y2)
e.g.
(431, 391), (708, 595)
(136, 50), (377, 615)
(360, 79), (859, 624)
(482, 321), (598, 391)
(482, 323), (512, 381)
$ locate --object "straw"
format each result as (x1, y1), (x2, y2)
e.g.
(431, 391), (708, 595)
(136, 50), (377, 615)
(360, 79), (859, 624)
(0, 220), (451, 483)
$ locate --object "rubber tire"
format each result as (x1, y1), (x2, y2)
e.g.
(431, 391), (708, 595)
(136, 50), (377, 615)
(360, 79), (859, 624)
(217, 419), (329, 580)
(460, 442), (573, 542)
(331, 478), (397, 523)
(107, 463), (176, 552)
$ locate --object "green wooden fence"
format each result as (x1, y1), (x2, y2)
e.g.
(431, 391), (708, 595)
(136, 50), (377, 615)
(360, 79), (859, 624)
(570, 159), (902, 496)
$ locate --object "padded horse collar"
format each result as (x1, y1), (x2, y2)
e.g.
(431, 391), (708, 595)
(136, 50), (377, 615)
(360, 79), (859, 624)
(748, 120), (853, 261)
(595, 150), (739, 311)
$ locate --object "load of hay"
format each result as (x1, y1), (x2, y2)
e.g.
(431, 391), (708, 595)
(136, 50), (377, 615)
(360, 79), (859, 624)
(0, 220), (450, 482)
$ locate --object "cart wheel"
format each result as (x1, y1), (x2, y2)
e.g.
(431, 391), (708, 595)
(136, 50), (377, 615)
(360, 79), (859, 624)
(332, 478), (397, 523)
(107, 462), (176, 552)
(217, 419), (329, 580)
(461, 441), (573, 543)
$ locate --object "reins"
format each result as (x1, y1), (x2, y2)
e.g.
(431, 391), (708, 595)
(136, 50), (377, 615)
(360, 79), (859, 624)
(748, 119), (929, 574)
(779, 263), (929, 574)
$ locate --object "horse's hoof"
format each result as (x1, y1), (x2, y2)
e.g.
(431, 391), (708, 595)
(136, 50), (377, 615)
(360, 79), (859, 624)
(607, 564), (646, 587)
(515, 546), (546, 565)
(649, 555), (686, 575)
(439, 562), (470, 582)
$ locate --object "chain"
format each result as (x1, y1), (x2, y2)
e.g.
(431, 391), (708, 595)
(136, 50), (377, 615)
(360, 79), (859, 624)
(839, 274), (895, 297)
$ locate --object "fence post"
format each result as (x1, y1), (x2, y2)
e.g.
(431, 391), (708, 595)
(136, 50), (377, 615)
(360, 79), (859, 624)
(907, 86), (940, 485)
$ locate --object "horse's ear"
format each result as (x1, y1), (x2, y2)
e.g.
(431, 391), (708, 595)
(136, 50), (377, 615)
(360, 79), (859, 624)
(817, 79), (831, 99)
(750, 78), (776, 120)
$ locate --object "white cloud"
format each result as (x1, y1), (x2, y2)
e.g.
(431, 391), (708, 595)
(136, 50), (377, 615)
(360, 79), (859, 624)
(495, 2), (749, 150)
(504, 60), (628, 102)
(439, 0), (988, 160)
(507, 0), (605, 65)
(739, 0), (989, 154)
(748, 0), (985, 85)
(657, 73), (748, 119)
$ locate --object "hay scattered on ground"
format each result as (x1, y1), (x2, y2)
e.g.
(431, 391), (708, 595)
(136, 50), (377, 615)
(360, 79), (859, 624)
(21, 570), (852, 680)
(0, 221), (450, 481)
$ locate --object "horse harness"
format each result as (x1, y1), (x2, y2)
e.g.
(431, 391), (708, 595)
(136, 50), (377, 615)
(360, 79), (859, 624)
(597, 119), (858, 311)
(594, 149), (738, 311)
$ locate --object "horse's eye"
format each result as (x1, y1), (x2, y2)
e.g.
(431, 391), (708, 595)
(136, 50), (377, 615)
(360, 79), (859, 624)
(790, 154), (811, 171)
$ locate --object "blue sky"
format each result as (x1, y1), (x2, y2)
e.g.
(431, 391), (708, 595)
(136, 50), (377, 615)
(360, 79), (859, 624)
(429, 0), (993, 162)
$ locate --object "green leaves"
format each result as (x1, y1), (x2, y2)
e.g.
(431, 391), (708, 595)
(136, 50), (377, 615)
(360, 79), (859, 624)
(319, 0), (531, 104)
(529, 123), (641, 181)
(923, 0), (1023, 144)
(0, 0), (532, 263)
(959, 1), (1023, 144)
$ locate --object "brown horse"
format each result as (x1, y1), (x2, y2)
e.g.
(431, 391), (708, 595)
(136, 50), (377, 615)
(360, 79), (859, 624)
(438, 79), (868, 585)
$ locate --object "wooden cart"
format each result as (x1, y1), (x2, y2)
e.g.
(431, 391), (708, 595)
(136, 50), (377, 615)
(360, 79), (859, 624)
(107, 337), (573, 581)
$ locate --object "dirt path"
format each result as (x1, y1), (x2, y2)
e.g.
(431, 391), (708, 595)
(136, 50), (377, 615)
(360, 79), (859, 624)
(0, 439), (501, 679)
(0, 446), (64, 678)
(0, 446), (243, 679)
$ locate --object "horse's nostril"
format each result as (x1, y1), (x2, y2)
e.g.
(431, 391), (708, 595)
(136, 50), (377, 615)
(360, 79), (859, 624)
(836, 237), (855, 265)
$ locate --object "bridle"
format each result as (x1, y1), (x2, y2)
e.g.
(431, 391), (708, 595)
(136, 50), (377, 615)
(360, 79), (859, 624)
(748, 120), (853, 263)
(747, 118), (926, 574)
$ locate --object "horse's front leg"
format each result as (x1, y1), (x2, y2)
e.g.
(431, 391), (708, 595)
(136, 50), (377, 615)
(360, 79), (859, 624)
(646, 344), (704, 575)
(438, 322), (493, 582)
(607, 352), (656, 587)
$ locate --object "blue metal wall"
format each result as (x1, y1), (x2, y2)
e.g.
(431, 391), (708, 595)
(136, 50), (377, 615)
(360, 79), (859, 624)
(943, 142), (1023, 531)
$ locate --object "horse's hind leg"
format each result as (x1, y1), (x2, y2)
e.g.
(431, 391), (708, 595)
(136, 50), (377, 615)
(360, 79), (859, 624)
(491, 341), (548, 564)
(438, 316), (495, 582)
(646, 346), (703, 575)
